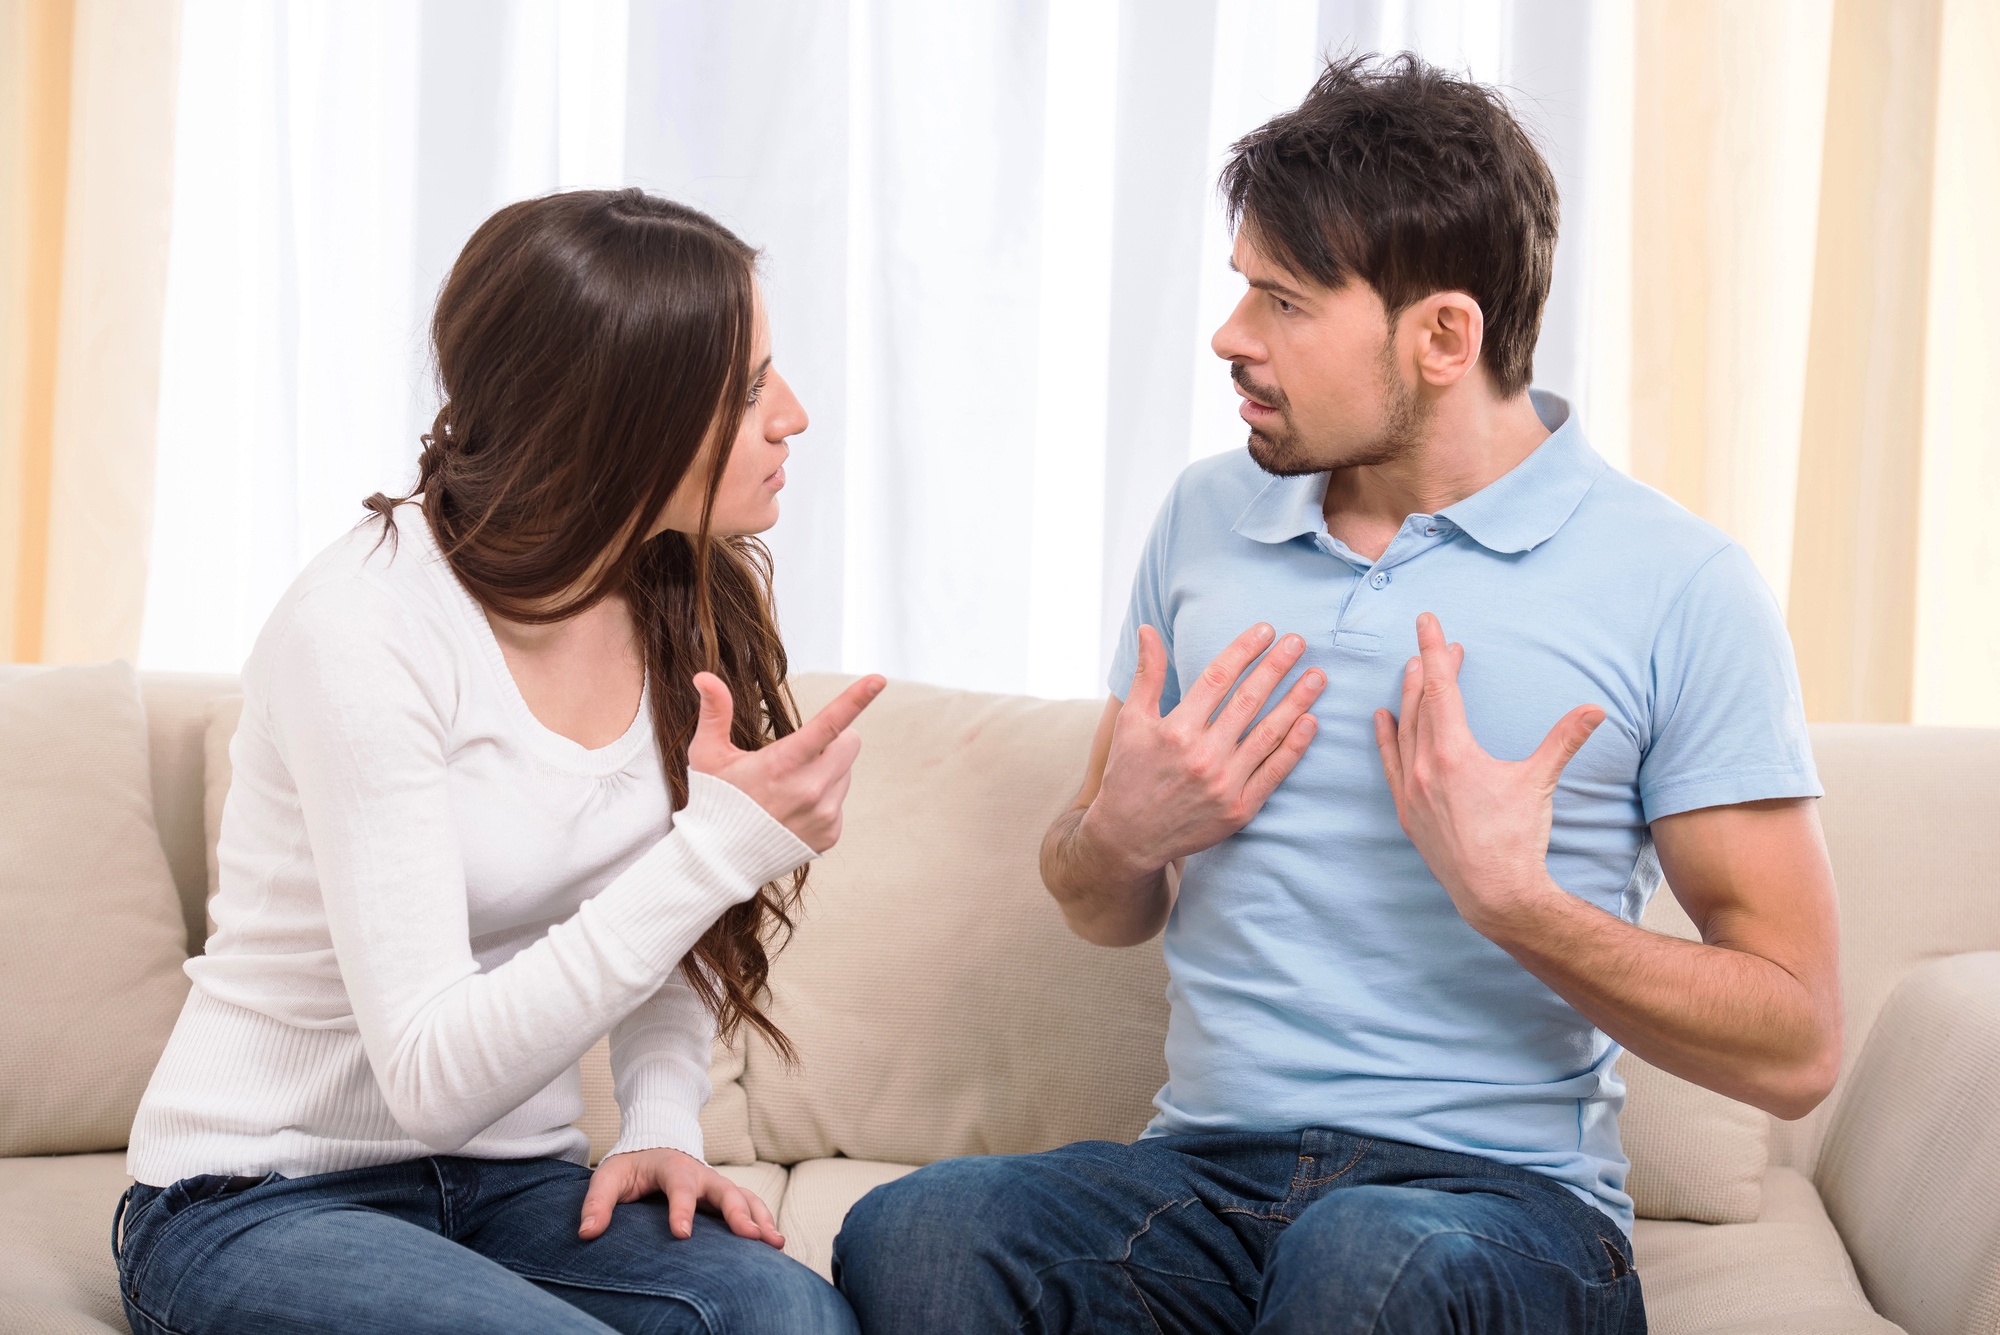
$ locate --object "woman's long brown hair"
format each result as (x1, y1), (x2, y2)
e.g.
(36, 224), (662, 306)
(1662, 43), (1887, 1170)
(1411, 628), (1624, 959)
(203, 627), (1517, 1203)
(365, 189), (803, 1058)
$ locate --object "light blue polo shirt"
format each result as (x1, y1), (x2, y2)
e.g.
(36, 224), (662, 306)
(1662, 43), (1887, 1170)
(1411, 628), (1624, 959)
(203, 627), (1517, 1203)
(1107, 392), (1820, 1231)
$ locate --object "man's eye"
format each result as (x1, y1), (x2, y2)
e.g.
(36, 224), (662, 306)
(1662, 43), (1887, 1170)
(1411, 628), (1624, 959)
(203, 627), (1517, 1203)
(1275, 297), (1296, 314)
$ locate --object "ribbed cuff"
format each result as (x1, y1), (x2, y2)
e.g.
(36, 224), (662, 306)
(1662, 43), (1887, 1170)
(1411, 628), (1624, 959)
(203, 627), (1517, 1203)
(588, 772), (816, 974)
(606, 1102), (707, 1164)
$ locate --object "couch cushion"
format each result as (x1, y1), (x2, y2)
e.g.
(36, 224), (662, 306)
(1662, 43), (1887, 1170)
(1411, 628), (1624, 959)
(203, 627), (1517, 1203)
(714, 1160), (790, 1221)
(135, 673), (238, 957)
(0, 1152), (133, 1333)
(1633, 1167), (1899, 1333)
(0, 665), (192, 1156)
(741, 675), (1170, 1167)
(202, 692), (759, 1167)
(1816, 952), (2000, 1335)
(778, 1158), (916, 1280)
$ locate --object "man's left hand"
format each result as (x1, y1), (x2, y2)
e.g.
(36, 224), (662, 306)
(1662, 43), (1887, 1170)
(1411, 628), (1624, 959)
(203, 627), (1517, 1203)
(1373, 612), (1605, 935)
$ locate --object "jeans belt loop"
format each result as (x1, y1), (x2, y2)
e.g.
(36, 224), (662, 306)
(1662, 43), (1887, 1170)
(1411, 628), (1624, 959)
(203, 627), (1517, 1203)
(111, 1185), (133, 1262)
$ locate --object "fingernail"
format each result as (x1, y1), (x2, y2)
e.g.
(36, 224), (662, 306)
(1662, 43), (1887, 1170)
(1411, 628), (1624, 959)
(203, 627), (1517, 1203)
(1304, 670), (1324, 687)
(1256, 623), (1274, 640)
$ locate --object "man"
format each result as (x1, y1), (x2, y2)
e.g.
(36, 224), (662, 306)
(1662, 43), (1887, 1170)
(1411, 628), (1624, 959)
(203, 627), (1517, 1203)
(833, 54), (1839, 1334)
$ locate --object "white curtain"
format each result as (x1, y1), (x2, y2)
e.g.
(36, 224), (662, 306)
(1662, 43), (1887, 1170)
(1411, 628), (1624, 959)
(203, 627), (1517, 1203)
(141, 0), (1631, 700)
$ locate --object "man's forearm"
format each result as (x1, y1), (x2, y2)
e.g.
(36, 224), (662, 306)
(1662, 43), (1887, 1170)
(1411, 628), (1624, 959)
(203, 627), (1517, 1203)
(1040, 806), (1175, 948)
(1478, 881), (1840, 1119)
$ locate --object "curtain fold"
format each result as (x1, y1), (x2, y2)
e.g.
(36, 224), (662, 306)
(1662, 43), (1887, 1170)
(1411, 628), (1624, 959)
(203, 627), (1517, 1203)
(1788, 0), (1944, 724)
(1911, 0), (2000, 727)
(0, 0), (72, 663)
(0, 0), (179, 665)
(1629, 0), (1832, 602)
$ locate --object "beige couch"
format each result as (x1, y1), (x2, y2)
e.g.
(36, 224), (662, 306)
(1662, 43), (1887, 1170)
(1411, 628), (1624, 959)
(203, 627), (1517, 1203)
(3, 665), (1998, 1334)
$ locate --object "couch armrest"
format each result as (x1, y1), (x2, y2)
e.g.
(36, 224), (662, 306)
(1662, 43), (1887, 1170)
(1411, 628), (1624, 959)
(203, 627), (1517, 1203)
(1816, 952), (2000, 1335)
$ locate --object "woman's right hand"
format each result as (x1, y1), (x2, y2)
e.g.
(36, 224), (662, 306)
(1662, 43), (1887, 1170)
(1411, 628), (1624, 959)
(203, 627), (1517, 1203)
(687, 672), (886, 853)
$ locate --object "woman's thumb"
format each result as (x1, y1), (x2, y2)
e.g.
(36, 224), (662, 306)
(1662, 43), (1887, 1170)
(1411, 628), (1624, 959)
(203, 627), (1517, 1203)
(690, 673), (736, 758)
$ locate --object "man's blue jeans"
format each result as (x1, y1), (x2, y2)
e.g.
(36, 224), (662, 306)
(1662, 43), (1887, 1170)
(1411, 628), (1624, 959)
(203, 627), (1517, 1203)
(833, 1129), (1646, 1334)
(112, 1155), (856, 1335)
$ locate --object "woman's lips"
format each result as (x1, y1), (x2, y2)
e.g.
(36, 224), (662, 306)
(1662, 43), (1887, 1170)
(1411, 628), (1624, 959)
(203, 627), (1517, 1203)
(766, 465), (786, 491)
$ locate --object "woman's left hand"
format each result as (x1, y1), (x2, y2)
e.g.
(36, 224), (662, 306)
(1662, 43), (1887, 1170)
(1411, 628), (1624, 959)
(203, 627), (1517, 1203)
(578, 1147), (784, 1248)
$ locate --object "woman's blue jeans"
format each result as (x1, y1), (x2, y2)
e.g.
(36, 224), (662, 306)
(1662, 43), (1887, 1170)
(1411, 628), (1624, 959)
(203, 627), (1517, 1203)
(112, 1155), (856, 1335)
(833, 1129), (1647, 1334)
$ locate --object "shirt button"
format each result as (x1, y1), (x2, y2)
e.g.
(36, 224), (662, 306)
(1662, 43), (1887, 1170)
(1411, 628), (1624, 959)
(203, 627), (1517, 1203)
(1370, 571), (1390, 589)
(1425, 526), (1437, 536)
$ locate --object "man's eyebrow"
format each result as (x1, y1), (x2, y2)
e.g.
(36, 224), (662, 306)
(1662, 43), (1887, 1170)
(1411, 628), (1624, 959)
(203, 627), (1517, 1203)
(1226, 254), (1309, 302)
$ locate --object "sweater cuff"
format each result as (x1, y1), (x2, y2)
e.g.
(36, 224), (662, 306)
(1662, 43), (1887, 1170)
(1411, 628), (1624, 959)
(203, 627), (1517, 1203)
(683, 771), (819, 886)
(588, 772), (816, 973)
(606, 1102), (707, 1164)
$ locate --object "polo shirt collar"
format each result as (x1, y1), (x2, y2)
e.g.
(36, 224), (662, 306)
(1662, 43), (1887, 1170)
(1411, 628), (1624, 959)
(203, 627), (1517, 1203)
(1231, 390), (1605, 555)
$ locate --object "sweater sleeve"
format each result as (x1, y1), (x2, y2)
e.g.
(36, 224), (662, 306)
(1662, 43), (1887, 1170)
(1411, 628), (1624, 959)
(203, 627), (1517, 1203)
(603, 971), (717, 1162)
(261, 576), (813, 1152)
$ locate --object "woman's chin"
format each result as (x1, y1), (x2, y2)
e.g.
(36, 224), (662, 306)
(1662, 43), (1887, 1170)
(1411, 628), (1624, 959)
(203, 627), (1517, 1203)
(709, 500), (781, 539)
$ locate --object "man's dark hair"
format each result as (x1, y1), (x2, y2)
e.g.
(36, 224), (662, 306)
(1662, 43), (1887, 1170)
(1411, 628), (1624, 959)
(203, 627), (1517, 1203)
(1220, 53), (1559, 397)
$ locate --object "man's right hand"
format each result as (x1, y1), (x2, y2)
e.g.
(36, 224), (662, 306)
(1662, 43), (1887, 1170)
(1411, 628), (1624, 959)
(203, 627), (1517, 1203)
(1042, 623), (1324, 944)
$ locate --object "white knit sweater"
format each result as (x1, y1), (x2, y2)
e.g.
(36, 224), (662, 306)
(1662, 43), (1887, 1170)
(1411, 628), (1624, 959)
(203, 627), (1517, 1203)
(126, 506), (813, 1188)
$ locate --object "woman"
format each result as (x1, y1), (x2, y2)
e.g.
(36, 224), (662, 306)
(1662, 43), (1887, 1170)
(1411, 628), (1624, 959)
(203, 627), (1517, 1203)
(114, 190), (880, 1334)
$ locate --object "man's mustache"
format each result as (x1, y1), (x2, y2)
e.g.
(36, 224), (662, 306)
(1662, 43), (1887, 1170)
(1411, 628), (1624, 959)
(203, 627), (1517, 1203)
(1231, 362), (1289, 413)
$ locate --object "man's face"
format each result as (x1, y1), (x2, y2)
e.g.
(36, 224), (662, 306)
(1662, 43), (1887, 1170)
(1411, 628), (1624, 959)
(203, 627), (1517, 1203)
(1211, 230), (1428, 476)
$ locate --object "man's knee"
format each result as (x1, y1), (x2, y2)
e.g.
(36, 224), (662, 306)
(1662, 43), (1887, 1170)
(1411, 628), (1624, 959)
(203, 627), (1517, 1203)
(835, 1155), (1068, 1333)
(834, 1158), (1013, 1287)
(1261, 1187), (1595, 1335)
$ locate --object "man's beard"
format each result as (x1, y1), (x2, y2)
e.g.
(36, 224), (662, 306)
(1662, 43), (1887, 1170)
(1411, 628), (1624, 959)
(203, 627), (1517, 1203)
(1239, 345), (1429, 477)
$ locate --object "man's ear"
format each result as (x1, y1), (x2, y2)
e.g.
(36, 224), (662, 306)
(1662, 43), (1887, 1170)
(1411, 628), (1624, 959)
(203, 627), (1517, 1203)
(1406, 291), (1485, 389)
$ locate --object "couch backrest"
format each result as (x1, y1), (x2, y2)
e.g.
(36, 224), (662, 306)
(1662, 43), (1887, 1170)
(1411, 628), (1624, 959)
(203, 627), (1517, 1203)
(127, 669), (2000, 1181)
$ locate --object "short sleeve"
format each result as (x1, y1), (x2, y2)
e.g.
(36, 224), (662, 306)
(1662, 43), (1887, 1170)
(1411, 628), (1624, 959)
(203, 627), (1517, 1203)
(1107, 485), (1185, 712)
(1640, 542), (1822, 821)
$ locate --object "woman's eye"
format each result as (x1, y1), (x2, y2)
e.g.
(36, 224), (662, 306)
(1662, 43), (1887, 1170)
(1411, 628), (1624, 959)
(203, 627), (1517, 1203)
(747, 374), (767, 405)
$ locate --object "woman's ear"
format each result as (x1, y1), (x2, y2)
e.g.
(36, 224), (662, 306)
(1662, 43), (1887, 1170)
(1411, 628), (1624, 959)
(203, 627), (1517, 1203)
(1409, 291), (1485, 389)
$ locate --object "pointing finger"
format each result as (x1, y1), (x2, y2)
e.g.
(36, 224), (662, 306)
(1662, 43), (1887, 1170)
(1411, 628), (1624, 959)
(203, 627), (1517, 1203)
(794, 675), (885, 758)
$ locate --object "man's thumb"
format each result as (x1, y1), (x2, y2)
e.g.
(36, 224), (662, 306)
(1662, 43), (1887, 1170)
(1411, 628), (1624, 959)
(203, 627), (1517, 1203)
(1531, 704), (1605, 784)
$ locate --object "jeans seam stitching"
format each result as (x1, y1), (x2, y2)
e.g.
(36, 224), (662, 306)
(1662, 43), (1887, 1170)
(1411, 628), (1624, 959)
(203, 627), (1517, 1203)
(1117, 1262), (1169, 1335)
(1116, 1198), (1192, 1264)
(1292, 1138), (1372, 1191)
